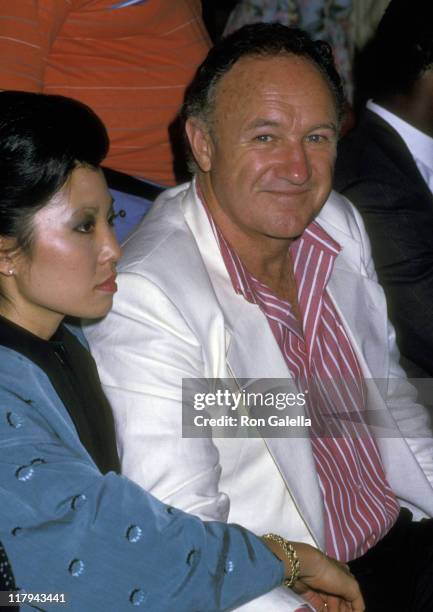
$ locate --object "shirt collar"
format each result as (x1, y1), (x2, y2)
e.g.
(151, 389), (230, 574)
(367, 100), (433, 173)
(194, 181), (341, 301)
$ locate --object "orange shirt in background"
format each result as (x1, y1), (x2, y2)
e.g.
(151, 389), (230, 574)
(0, 0), (211, 185)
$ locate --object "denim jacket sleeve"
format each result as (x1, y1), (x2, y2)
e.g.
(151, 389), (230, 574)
(0, 346), (283, 611)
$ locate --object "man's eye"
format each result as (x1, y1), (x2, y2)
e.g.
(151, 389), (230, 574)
(255, 134), (273, 143)
(108, 213), (116, 227)
(307, 134), (328, 143)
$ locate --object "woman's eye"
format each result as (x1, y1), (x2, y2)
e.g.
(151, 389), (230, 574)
(75, 219), (95, 233)
(108, 213), (116, 227)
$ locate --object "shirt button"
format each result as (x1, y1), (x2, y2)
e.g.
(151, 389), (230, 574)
(129, 589), (146, 606)
(71, 494), (87, 510)
(186, 549), (198, 566)
(6, 412), (24, 429)
(126, 525), (143, 543)
(15, 465), (34, 482)
(69, 559), (85, 577)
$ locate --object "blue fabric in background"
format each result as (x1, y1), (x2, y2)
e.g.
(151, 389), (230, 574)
(111, 0), (148, 9)
(110, 188), (154, 243)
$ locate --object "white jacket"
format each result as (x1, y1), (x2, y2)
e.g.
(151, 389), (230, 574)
(85, 181), (433, 610)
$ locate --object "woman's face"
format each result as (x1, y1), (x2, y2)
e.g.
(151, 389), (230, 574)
(5, 166), (121, 337)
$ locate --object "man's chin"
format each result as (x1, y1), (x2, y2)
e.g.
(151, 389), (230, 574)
(261, 224), (310, 243)
(261, 211), (320, 240)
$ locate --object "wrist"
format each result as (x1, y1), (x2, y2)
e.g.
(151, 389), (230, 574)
(262, 533), (300, 588)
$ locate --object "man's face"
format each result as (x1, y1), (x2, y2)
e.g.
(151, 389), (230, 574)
(189, 54), (338, 246)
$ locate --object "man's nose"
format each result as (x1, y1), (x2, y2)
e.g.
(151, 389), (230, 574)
(279, 143), (311, 185)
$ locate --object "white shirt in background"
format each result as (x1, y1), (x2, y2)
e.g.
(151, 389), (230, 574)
(367, 99), (433, 194)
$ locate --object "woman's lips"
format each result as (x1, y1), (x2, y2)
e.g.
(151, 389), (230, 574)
(96, 274), (117, 293)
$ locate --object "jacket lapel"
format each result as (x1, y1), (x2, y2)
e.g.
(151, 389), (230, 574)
(365, 110), (433, 205)
(317, 204), (390, 380)
(182, 182), (326, 546)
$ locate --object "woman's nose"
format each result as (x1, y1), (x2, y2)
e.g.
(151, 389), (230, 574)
(100, 226), (122, 265)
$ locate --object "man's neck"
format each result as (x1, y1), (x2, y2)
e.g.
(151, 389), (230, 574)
(197, 174), (298, 305)
(374, 76), (433, 138)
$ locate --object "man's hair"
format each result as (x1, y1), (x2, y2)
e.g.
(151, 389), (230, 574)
(0, 91), (109, 252)
(181, 23), (345, 171)
(358, 0), (433, 99)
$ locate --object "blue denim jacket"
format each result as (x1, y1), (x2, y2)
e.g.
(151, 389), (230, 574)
(0, 331), (282, 611)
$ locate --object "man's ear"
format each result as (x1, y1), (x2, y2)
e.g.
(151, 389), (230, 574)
(0, 236), (19, 277)
(185, 117), (213, 172)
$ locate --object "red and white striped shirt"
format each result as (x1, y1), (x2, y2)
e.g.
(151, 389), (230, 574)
(201, 193), (399, 563)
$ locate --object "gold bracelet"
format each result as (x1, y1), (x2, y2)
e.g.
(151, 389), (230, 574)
(262, 533), (300, 589)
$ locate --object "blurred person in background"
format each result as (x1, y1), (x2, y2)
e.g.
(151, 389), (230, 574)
(0, 0), (211, 241)
(334, 0), (433, 377)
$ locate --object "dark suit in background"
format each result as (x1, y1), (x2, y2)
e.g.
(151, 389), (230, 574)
(334, 109), (433, 377)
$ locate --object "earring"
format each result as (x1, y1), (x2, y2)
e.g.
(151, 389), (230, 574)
(8, 269), (14, 276)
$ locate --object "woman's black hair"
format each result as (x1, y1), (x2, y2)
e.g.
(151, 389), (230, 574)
(0, 91), (109, 250)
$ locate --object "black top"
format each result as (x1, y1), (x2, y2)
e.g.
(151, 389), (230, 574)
(0, 315), (120, 475)
(0, 539), (16, 601)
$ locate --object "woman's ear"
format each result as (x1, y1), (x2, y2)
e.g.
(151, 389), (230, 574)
(0, 236), (18, 277)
